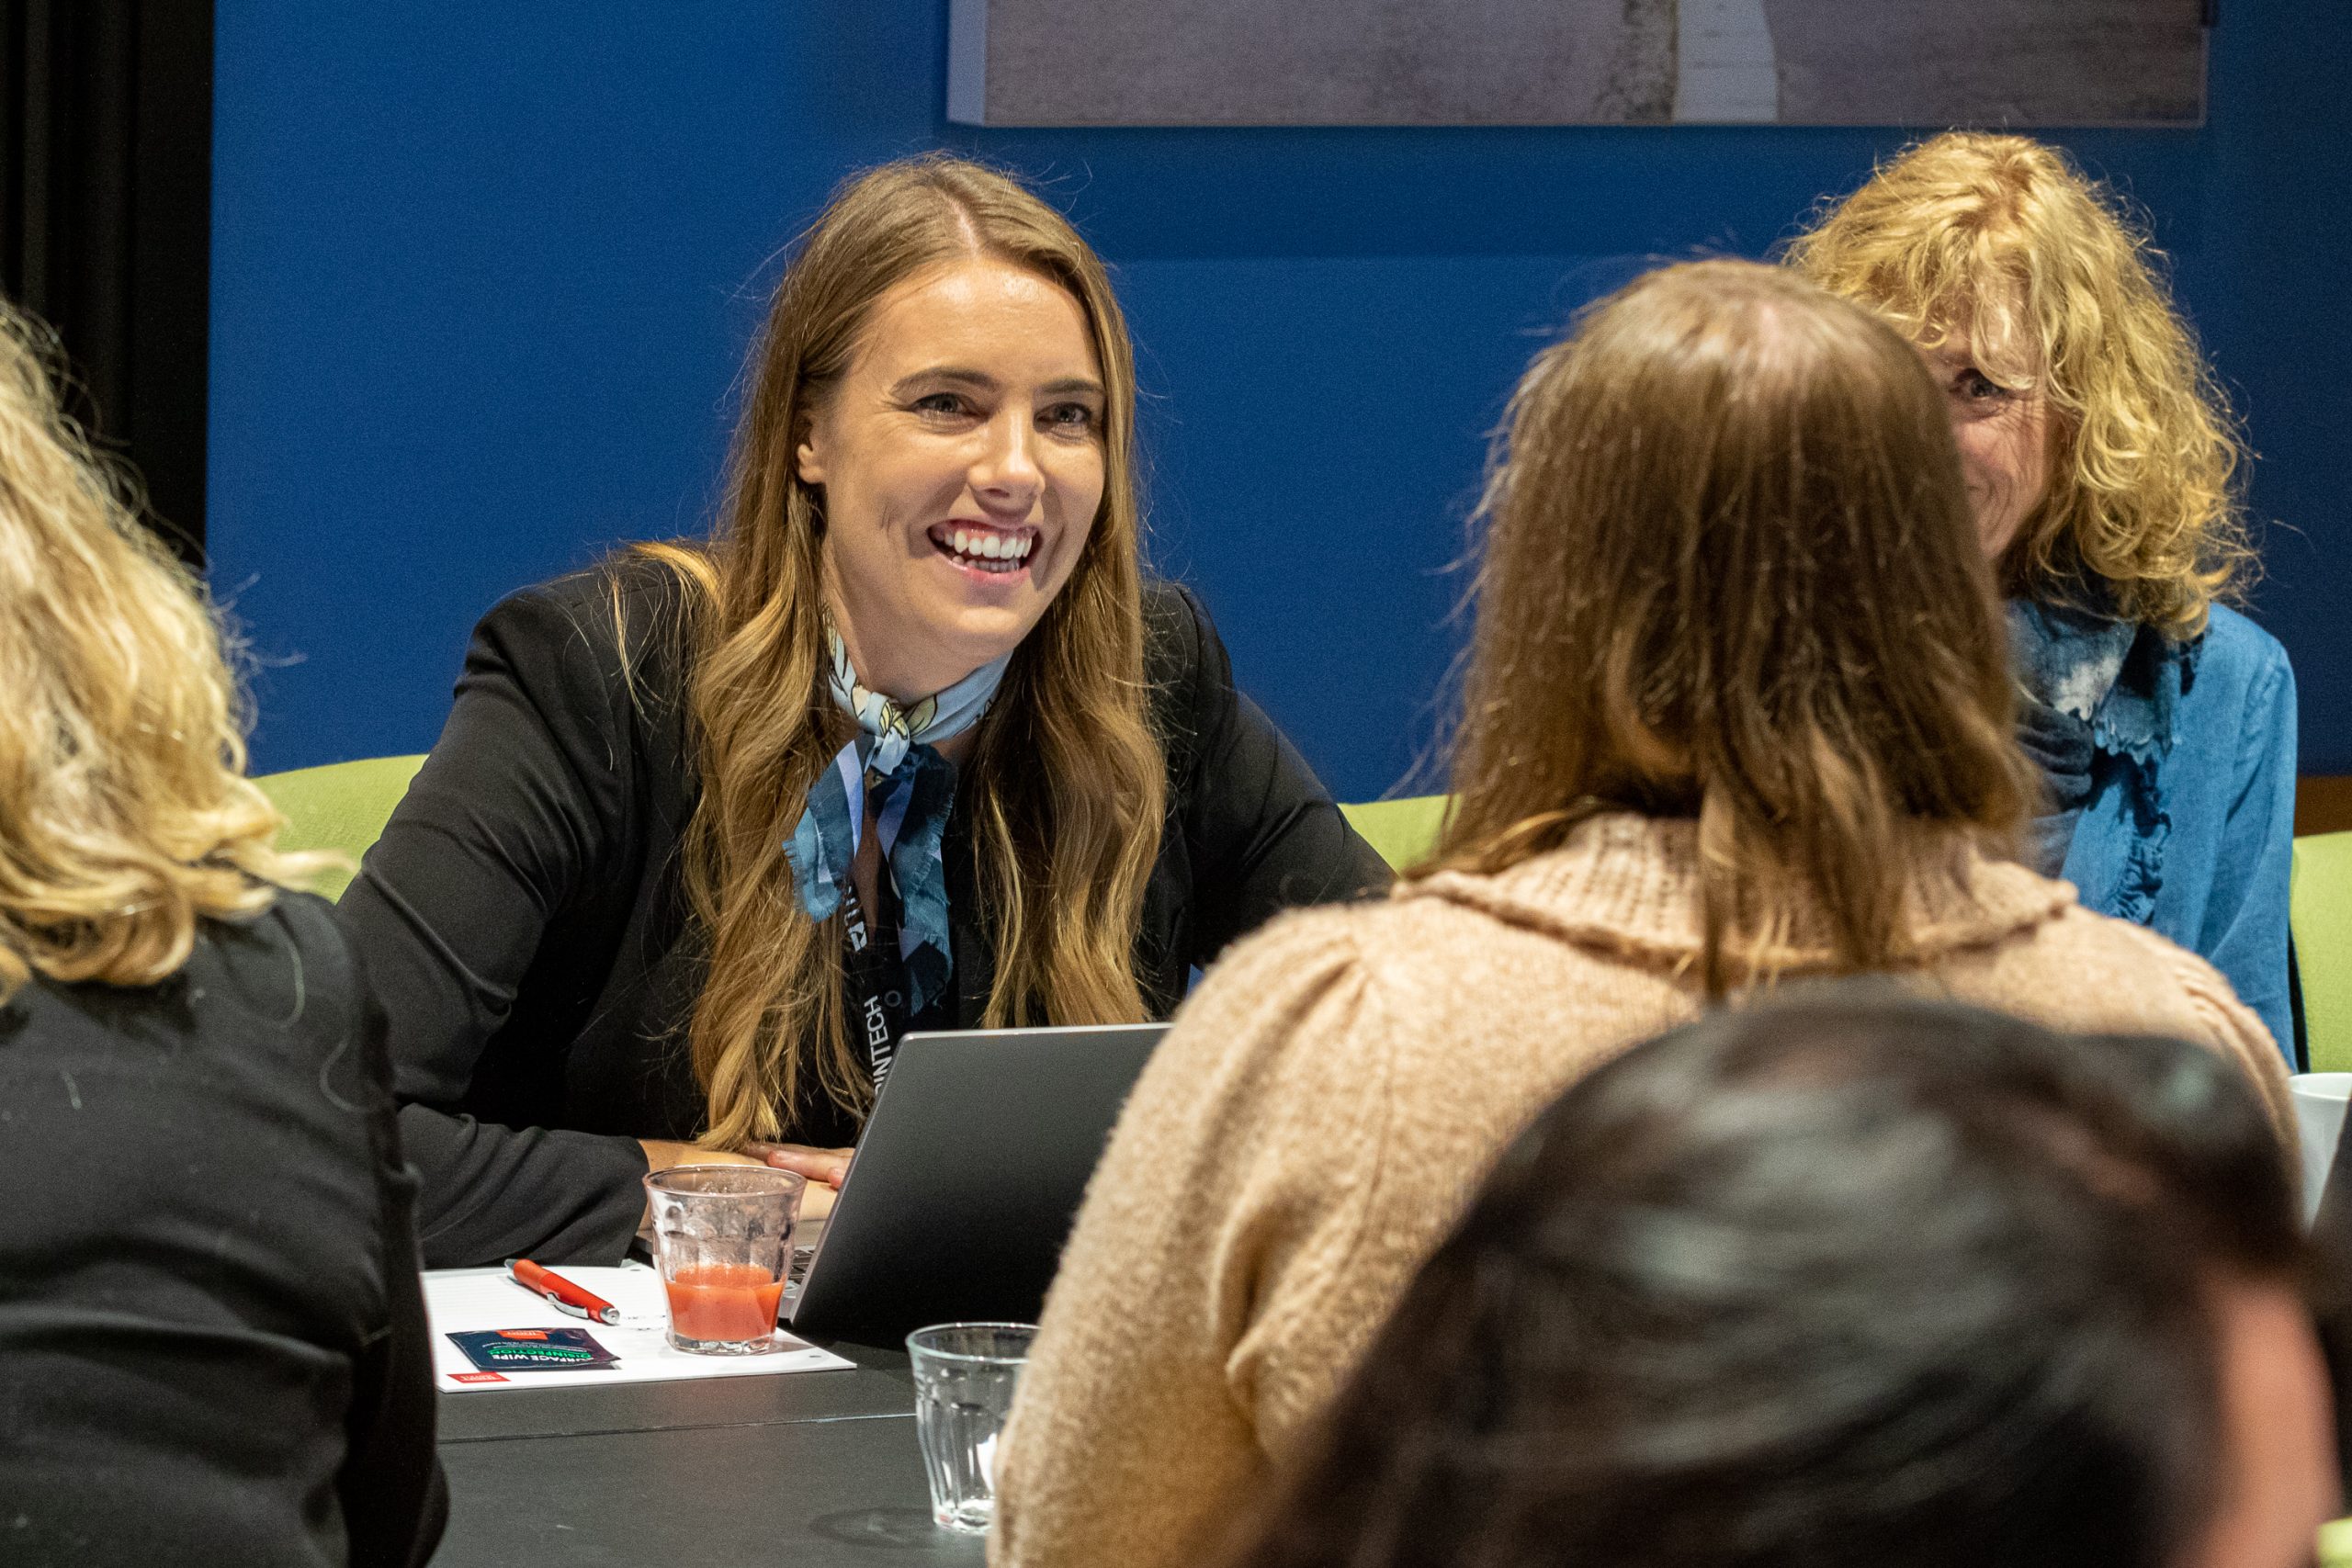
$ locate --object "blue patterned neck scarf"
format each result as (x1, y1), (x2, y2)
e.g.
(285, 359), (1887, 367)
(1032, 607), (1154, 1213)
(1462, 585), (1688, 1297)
(2007, 597), (2134, 875)
(783, 631), (1010, 1018)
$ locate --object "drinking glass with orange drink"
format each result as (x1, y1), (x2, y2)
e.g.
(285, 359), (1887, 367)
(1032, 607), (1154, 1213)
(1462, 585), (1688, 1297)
(641, 1166), (807, 1354)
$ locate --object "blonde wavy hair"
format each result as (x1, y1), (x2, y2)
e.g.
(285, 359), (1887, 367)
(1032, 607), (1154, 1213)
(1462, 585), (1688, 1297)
(626, 156), (1164, 1147)
(0, 300), (312, 1002)
(1782, 132), (2249, 637)
(1428, 261), (2033, 994)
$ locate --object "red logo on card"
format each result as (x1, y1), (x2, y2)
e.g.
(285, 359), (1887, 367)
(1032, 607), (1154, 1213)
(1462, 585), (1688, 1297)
(498, 1329), (550, 1339)
(452, 1371), (510, 1384)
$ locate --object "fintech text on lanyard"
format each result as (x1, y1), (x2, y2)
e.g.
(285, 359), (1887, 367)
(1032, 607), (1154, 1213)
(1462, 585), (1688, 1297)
(825, 758), (949, 1085)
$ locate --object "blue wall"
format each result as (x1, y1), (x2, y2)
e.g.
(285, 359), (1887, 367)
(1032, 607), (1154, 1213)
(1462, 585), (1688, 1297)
(210, 1), (2352, 801)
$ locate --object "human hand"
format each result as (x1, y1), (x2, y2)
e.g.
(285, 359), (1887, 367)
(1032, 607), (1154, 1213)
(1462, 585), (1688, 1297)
(635, 1139), (839, 1226)
(637, 1139), (770, 1176)
(743, 1143), (850, 1223)
(743, 1142), (854, 1190)
(636, 1141), (777, 1238)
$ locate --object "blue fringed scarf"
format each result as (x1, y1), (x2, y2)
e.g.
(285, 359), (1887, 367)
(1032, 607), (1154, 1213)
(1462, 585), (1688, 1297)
(2008, 598), (2133, 875)
(783, 633), (1010, 1018)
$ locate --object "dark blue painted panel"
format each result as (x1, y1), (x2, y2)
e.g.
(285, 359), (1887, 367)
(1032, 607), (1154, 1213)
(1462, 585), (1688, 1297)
(209, 0), (2352, 797)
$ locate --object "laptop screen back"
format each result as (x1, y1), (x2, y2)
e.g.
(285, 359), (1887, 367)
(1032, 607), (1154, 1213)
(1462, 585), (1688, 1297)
(786, 1022), (1168, 1340)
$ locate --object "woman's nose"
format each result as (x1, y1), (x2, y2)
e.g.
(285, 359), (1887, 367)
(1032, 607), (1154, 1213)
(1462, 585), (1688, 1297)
(970, 411), (1044, 503)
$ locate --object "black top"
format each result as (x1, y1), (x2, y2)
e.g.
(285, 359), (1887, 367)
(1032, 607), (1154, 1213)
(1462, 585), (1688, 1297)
(0, 894), (445, 1568)
(339, 564), (1391, 1269)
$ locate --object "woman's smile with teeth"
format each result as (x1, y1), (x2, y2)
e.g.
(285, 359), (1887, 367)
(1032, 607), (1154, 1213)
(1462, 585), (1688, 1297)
(935, 524), (1036, 574)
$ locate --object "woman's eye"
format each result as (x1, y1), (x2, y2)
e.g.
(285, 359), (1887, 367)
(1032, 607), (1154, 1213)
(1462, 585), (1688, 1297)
(1956, 369), (2007, 400)
(910, 392), (971, 418)
(1042, 403), (1100, 434)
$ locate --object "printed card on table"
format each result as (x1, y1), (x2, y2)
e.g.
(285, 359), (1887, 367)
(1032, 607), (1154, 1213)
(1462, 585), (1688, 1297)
(424, 1262), (853, 1393)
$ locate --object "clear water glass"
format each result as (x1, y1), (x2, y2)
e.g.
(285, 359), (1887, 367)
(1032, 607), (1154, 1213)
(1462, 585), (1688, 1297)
(641, 1165), (805, 1354)
(907, 1322), (1037, 1533)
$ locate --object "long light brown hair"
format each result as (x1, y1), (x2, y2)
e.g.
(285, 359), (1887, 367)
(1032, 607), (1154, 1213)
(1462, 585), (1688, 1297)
(1783, 132), (2250, 637)
(0, 299), (318, 1001)
(628, 156), (1164, 1145)
(1425, 260), (2035, 993)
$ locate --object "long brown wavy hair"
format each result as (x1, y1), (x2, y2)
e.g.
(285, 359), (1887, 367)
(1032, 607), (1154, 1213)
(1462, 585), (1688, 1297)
(628, 156), (1164, 1146)
(1424, 260), (2036, 994)
(0, 299), (320, 1001)
(1783, 133), (2251, 637)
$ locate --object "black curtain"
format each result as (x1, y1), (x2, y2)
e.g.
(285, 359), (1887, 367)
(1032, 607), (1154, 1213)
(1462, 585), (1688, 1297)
(3, 0), (213, 566)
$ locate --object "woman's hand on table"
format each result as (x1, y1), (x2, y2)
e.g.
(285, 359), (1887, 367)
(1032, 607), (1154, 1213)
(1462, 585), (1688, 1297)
(636, 1139), (842, 1225)
(743, 1142), (853, 1222)
(637, 1139), (769, 1176)
(636, 1142), (773, 1236)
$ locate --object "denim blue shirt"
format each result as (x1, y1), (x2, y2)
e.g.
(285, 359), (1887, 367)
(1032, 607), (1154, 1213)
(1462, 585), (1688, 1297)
(2048, 603), (2298, 1065)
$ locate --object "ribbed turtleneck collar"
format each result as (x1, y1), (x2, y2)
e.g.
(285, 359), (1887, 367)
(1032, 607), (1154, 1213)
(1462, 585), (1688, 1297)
(1399, 811), (2075, 976)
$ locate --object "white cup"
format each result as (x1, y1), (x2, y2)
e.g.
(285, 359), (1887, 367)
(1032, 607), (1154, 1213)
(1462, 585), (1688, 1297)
(2290, 1074), (2352, 1225)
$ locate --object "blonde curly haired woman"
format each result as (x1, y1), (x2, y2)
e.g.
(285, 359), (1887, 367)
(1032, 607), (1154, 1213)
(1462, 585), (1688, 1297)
(0, 302), (443, 1564)
(1786, 132), (2298, 1060)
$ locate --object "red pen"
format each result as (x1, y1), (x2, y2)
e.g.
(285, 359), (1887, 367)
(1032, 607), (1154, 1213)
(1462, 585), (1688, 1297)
(504, 1258), (622, 1325)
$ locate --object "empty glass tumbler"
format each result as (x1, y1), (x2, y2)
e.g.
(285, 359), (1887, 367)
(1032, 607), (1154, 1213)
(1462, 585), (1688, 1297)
(907, 1322), (1038, 1532)
(641, 1165), (806, 1354)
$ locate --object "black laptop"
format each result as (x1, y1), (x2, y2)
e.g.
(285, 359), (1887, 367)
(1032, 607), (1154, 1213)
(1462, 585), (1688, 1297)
(784, 1022), (1168, 1342)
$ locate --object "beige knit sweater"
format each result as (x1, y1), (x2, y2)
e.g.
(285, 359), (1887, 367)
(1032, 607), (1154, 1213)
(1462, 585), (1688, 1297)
(987, 813), (2290, 1568)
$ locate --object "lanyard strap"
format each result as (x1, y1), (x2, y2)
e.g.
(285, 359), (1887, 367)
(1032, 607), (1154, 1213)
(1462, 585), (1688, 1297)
(835, 874), (899, 1083)
(833, 856), (956, 1086)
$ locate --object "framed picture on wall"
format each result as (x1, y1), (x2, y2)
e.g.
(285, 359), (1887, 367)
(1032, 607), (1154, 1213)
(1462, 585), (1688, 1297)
(946, 0), (2209, 128)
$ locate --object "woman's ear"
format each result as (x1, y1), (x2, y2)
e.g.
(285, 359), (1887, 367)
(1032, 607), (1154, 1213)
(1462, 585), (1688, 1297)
(794, 400), (833, 487)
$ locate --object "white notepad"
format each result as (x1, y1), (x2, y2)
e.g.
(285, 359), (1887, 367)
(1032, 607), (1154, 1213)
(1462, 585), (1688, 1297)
(424, 1262), (854, 1393)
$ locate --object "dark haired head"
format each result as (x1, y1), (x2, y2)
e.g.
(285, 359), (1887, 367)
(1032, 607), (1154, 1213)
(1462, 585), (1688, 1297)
(1234, 987), (2308, 1568)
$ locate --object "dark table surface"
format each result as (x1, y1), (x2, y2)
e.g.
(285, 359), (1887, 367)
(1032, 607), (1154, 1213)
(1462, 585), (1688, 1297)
(434, 1338), (987, 1566)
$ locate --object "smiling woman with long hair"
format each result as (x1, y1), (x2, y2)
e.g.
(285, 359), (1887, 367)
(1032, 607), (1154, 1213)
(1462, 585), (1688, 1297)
(0, 299), (443, 1566)
(984, 260), (2289, 1568)
(336, 155), (1388, 1268)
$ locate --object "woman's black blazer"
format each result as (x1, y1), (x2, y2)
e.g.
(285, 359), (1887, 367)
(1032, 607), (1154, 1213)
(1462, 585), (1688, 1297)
(336, 562), (1392, 1269)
